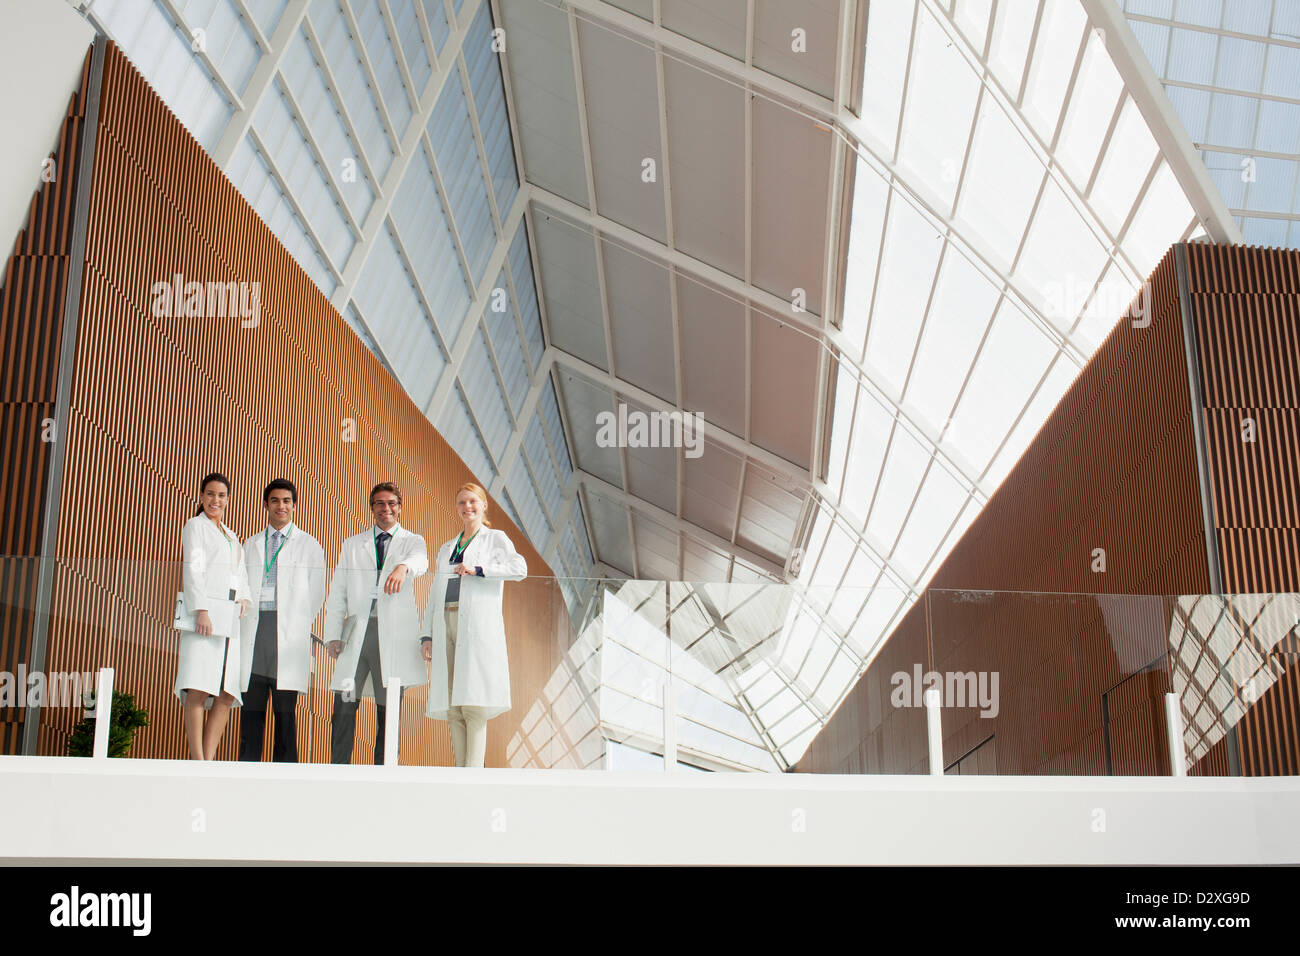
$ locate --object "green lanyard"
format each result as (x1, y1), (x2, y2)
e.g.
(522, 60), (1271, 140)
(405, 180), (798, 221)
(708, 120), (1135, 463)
(452, 530), (477, 564)
(264, 523), (291, 582)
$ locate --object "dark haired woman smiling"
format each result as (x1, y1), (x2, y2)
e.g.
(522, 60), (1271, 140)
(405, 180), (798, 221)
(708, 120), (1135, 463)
(175, 472), (251, 759)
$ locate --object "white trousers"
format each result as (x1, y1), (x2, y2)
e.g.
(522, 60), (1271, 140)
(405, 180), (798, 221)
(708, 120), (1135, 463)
(445, 607), (490, 767)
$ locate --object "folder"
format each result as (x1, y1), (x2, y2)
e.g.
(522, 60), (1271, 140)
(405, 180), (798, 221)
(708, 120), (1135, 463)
(173, 592), (236, 637)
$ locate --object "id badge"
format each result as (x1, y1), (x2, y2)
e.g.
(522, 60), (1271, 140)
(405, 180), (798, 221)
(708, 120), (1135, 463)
(260, 585), (275, 604)
(371, 584), (382, 600)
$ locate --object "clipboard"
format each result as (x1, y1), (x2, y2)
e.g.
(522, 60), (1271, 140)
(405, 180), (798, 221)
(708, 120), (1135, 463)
(173, 592), (236, 636)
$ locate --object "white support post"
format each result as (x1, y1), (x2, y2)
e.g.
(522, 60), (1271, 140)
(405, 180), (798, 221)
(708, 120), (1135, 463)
(924, 687), (943, 777)
(663, 679), (676, 772)
(1165, 692), (1187, 777)
(384, 679), (401, 767)
(91, 667), (113, 759)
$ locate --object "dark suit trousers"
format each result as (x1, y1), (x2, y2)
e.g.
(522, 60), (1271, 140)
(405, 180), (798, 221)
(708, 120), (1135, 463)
(239, 673), (299, 762)
(330, 615), (399, 765)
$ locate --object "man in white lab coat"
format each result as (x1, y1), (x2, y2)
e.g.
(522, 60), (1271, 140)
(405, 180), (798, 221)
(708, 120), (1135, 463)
(238, 479), (326, 762)
(324, 482), (429, 764)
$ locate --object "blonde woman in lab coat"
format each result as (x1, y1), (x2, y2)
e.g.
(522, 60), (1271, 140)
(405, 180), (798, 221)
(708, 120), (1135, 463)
(420, 482), (527, 767)
(175, 472), (251, 759)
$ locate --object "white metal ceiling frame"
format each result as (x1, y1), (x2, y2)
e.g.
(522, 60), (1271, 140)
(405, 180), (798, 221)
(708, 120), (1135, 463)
(514, 0), (1242, 760)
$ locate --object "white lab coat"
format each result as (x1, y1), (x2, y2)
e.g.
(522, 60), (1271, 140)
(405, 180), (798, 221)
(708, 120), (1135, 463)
(323, 524), (429, 699)
(174, 514), (251, 704)
(238, 524), (326, 694)
(422, 527), (527, 720)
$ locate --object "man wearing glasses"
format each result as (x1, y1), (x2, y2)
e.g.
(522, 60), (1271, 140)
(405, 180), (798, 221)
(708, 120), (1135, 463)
(324, 482), (429, 764)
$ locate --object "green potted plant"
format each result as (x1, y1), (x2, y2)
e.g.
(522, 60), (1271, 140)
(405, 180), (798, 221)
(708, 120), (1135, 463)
(67, 690), (149, 757)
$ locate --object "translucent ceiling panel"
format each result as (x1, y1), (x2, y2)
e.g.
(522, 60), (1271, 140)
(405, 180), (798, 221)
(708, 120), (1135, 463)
(90, 0), (234, 151)
(485, 268), (530, 415)
(603, 242), (675, 405)
(531, 212), (607, 370)
(859, 0), (911, 151)
(437, 384), (497, 484)
(539, 380), (574, 483)
(1089, 97), (1159, 237)
(422, 0), (451, 57)
(351, 224), (446, 409)
(556, 370), (622, 486)
(507, 454), (551, 549)
(177, 0), (261, 96)
(837, 382), (894, 525)
(661, 0), (748, 60)
(954, 95), (1043, 269)
(903, 247), (1001, 434)
(750, 314), (818, 469)
(896, 5), (981, 213)
(391, 151), (472, 345)
(280, 30), (377, 224)
(577, 18), (667, 243)
(987, 0), (1037, 97)
(890, 461), (968, 581)
(429, 70), (497, 284)
(864, 423), (929, 554)
(751, 0), (839, 99)
(677, 276), (746, 439)
(840, 159), (889, 355)
(1021, 0), (1085, 142)
(348, 0), (414, 140)
(863, 196), (944, 397)
(663, 56), (746, 281)
(391, 0), (433, 96)
(524, 415), (563, 520)
(228, 137), (337, 296)
(682, 442), (742, 540)
(497, 0), (588, 207)
(508, 226), (545, 372)
(465, 2), (521, 219)
(460, 328), (514, 461)
(1015, 177), (1108, 333)
(1054, 32), (1123, 190)
(310, 0), (395, 181)
(586, 490), (635, 573)
(750, 97), (831, 317)
(252, 82), (356, 267)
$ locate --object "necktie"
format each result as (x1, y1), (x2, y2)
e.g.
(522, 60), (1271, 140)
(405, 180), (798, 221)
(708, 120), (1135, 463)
(376, 531), (391, 582)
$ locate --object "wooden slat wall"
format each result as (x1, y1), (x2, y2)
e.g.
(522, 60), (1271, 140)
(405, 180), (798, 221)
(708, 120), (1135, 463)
(33, 42), (569, 765)
(1186, 243), (1300, 775)
(0, 50), (93, 754)
(797, 247), (1213, 774)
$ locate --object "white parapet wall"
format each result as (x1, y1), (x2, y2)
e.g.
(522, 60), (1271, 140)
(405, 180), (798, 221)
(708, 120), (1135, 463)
(0, 0), (96, 284)
(0, 756), (1297, 865)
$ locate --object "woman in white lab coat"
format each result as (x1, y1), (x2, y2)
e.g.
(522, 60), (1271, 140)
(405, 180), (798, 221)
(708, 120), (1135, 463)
(175, 472), (251, 760)
(421, 482), (527, 767)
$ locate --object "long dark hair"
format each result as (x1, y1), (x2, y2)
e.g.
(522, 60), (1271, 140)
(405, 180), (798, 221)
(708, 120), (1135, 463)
(194, 472), (231, 517)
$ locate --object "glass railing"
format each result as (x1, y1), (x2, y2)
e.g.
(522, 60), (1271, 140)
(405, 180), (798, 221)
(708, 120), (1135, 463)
(1, 556), (1295, 775)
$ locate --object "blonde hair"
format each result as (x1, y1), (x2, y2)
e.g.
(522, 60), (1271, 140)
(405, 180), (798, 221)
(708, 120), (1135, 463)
(456, 482), (492, 527)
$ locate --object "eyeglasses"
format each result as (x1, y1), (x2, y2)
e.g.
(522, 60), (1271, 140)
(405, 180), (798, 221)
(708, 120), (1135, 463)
(372, 499), (399, 510)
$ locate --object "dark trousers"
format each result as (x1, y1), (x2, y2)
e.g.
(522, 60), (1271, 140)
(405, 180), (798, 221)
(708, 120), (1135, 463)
(239, 673), (299, 762)
(330, 616), (400, 765)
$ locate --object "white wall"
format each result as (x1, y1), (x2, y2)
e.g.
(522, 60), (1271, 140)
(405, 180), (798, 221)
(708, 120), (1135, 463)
(0, 0), (95, 285)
